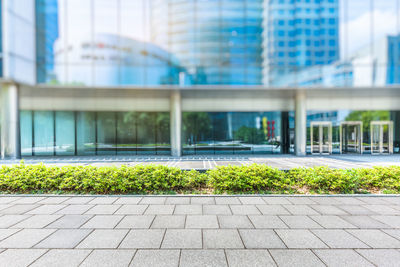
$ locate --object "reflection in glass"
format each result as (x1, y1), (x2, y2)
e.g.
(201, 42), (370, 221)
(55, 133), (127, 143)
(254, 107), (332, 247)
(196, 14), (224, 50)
(33, 111), (54, 156)
(76, 112), (96, 155)
(97, 112), (117, 155)
(55, 111), (75, 155)
(20, 110), (33, 156)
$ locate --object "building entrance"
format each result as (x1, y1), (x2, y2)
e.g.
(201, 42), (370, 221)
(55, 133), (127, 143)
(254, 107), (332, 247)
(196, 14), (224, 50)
(310, 122), (332, 155)
(371, 121), (394, 154)
(340, 121), (363, 154)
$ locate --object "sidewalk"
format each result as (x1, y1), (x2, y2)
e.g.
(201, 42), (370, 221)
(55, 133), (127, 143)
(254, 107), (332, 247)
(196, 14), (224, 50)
(0, 195), (400, 266)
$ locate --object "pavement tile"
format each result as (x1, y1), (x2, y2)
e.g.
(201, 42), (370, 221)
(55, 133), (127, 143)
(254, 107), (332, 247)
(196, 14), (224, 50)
(0, 204), (39, 214)
(262, 197), (292, 205)
(35, 229), (92, 248)
(383, 229), (400, 240)
(114, 197), (142, 204)
(356, 197), (390, 205)
(144, 205), (175, 215)
(249, 215), (288, 228)
(0, 249), (47, 267)
(203, 205), (231, 215)
(139, 197), (166, 204)
(165, 197), (190, 204)
(312, 229), (369, 248)
(381, 197), (400, 205)
(239, 229), (286, 248)
(203, 229), (244, 248)
(339, 205), (377, 215)
(186, 215), (219, 228)
(0, 205), (12, 212)
(151, 215), (185, 228)
(310, 215), (357, 228)
(311, 205), (349, 215)
(0, 229), (20, 241)
(0, 229), (56, 248)
(30, 249), (91, 267)
(269, 249), (325, 267)
(190, 197), (215, 204)
(131, 249), (179, 267)
(255, 205), (290, 215)
(334, 197), (367, 205)
(46, 215), (92, 228)
(0, 197), (21, 204)
(87, 197), (119, 204)
(174, 204), (202, 215)
(37, 197), (71, 204)
(115, 204), (148, 215)
(26, 205), (67, 215)
(239, 197), (265, 205)
(180, 250), (227, 267)
(218, 215), (253, 228)
(119, 229), (165, 248)
(62, 197), (94, 204)
(347, 229), (400, 248)
(0, 215), (31, 228)
(356, 249), (400, 267)
(85, 204), (121, 215)
(55, 204), (94, 215)
(363, 205), (400, 215)
(215, 197), (241, 205)
(372, 215), (400, 228)
(308, 197), (341, 205)
(226, 249), (276, 267)
(314, 249), (374, 267)
(10, 197), (46, 204)
(116, 215), (155, 229)
(77, 229), (128, 248)
(275, 229), (328, 248)
(80, 249), (136, 267)
(341, 215), (391, 228)
(286, 197), (317, 205)
(12, 215), (62, 228)
(283, 205), (319, 215)
(230, 205), (261, 215)
(161, 229), (202, 248)
(279, 215), (322, 228)
(81, 215), (123, 229)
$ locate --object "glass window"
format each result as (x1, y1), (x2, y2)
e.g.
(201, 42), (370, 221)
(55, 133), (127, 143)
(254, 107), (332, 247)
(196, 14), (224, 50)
(117, 112), (137, 155)
(33, 111), (54, 156)
(76, 111), (96, 155)
(55, 111), (75, 156)
(20, 110), (33, 156)
(97, 112), (117, 155)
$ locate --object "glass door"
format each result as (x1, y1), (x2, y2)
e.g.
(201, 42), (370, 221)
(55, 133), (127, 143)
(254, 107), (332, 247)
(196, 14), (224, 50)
(310, 122), (332, 155)
(340, 122), (363, 154)
(371, 121), (393, 154)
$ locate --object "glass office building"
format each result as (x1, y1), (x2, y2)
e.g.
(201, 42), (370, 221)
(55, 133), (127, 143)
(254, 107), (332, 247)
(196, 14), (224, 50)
(0, 0), (399, 159)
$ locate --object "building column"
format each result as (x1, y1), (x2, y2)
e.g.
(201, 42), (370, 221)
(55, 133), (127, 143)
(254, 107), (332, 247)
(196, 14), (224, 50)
(1, 83), (21, 159)
(295, 90), (307, 156)
(170, 90), (182, 157)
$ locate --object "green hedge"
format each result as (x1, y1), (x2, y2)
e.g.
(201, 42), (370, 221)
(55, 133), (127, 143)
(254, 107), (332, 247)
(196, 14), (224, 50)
(0, 163), (399, 194)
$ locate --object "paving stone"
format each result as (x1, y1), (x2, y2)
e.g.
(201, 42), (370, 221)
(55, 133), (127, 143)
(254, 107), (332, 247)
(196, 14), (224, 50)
(334, 197), (366, 205)
(37, 197), (70, 204)
(180, 250), (227, 267)
(239, 229), (286, 248)
(11, 197), (46, 204)
(0, 197), (21, 204)
(275, 229), (328, 248)
(230, 205), (261, 215)
(381, 197), (400, 205)
(339, 205), (377, 215)
(226, 249), (276, 267)
(356, 249), (400, 267)
(256, 205), (290, 215)
(35, 229), (92, 248)
(46, 215), (92, 228)
(283, 205), (319, 215)
(0, 229), (20, 241)
(26, 205), (66, 215)
(161, 229), (202, 248)
(114, 197), (142, 205)
(144, 205), (175, 215)
(77, 229), (128, 248)
(85, 204), (121, 215)
(239, 197), (265, 205)
(382, 229), (400, 240)
(203, 205), (231, 215)
(249, 215), (288, 228)
(314, 249), (374, 267)
(262, 197), (292, 205)
(0, 229), (56, 248)
(279, 215), (322, 228)
(215, 197), (241, 205)
(203, 229), (244, 248)
(62, 197), (94, 204)
(286, 197), (317, 205)
(356, 197), (390, 205)
(12, 215), (62, 228)
(119, 229), (165, 248)
(341, 215), (391, 228)
(347, 229), (400, 248)
(80, 249), (136, 267)
(81, 215), (123, 228)
(186, 215), (219, 228)
(0, 204), (39, 214)
(190, 197), (215, 204)
(131, 249), (179, 267)
(218, 215), (253, 228)
(312, 229), (369, 248)
(0, 249), (47, 267)
(139, 197), (166, 204)
(269, 249), (325, 267)
(115, 205), (148, 215)
(311, 205), (349, 215)
(310, 215), (357, 228)
(0, 205), (12, 212)
(308, 197), (341, 205)
(372, 215), (400, 228)
(116, 215), (154, 229)
(0, 215), (31, 228)
(363, 205), (400, 215)
(30, 249), (91, 267)
(165, 197), (190, 204)
(55, 205), (94, 215)
(151, 215), (185, 228)
(174, 204), (202, 215)
(88, 197), (119, 204)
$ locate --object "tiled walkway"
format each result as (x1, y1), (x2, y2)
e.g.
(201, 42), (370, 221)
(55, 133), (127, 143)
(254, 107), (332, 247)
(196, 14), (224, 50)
(0, 196), (400, 266)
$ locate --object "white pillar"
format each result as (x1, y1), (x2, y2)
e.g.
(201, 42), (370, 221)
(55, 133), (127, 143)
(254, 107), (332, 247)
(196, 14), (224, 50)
(170, 90), (182, 157)
(295, 90), (307, 156)
(1, 83), (21, 159)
